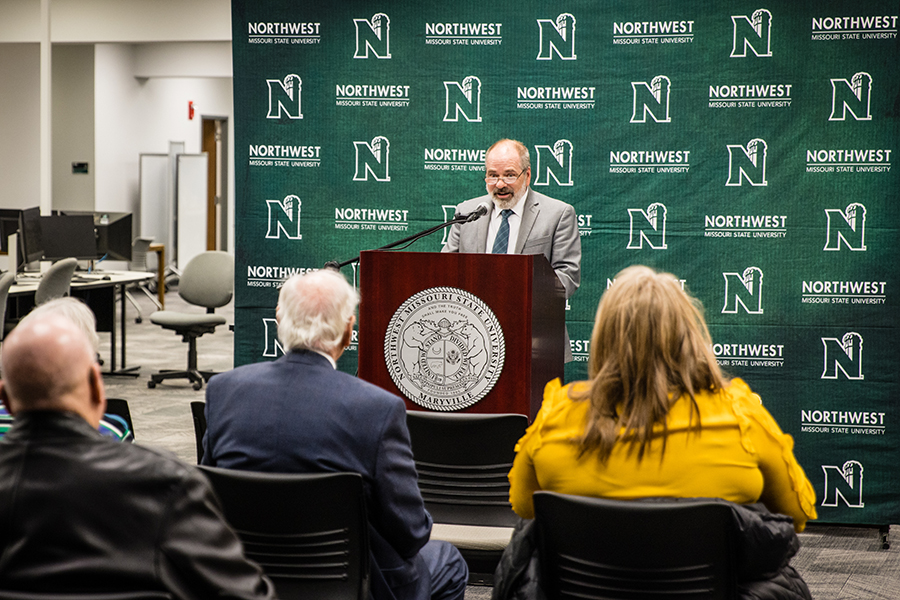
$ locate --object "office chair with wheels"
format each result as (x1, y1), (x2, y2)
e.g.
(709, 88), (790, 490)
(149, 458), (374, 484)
(35, 257), (78, 305)
(125, 237), (163, 323)
(197, 467), (370, 600)
(147, 251), (233, 391)
(190, 400), (207, 464)
(405, 411), (528, 585)
(533, 492), (738, 600)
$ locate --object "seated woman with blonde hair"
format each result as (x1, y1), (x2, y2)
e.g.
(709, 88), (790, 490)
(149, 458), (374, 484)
(509, 265), (817, 530)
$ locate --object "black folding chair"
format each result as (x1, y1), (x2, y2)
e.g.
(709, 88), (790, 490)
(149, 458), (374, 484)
(198, 467), (370, 600)
(406, 411), (528, 584)
(533, 492), (738, 600)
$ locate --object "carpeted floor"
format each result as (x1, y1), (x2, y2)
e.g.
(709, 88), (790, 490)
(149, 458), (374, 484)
(101, 288), (900, 600)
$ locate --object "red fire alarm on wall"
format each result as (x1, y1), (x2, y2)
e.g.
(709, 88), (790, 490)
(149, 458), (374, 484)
(188, 101), (195, 120)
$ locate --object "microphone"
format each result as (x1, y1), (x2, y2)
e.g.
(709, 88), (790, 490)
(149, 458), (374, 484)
(458, 200), (492, 223)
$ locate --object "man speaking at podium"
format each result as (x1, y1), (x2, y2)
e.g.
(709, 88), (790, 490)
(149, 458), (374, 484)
(442, 138), (581, 300)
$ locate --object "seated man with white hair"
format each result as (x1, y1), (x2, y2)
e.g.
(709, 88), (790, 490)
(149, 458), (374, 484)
(203, 268), (468, 600)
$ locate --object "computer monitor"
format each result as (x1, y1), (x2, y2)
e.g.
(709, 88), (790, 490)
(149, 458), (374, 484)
(60, 211), (133, 262)
(94, 212), (132, 261)
(17, 207), (43, 271)
(40, 215), (99, 261)
(0, 209), (21, 254)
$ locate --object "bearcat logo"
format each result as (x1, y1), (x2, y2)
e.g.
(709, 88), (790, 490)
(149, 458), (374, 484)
(533, 140), (573, 186)
(443, 76), (482, 122)
(262, 318), (284, 357)
(824, 203), (867, 251)
(354, 13), (391, 59)
(821, 332), (864, 380)
(353, 136), (391, 182)
(829, 72), (872, 121)
(722, 267), (764, 314)
(731, 9), (772, 57)
(821, 461), (864, 508)
(385, 288), (505, 411)
(266, 195), (301, 240)
(627, 203), (667, 249)
(266, 74), (302, 120)
(726, 138), (768, 186)
(631, 76), (671, 123)
(537, 13), (576, 60)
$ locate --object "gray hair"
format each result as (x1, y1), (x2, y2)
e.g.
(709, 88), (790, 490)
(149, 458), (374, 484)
(277, 269), (359, 353)
(21, 297), (100, 355)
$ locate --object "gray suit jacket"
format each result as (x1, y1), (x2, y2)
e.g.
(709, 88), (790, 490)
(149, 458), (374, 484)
(442, 188), (581, 298)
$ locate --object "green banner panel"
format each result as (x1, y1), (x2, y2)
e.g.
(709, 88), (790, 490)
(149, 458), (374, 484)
(231, 0), (899, 525)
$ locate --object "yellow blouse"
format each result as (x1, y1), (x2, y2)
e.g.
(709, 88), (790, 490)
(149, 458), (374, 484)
(509, 378), (817, 531)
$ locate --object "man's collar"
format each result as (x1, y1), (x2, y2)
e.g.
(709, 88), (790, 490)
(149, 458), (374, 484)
(313, 349), (338, 369)
(289, 347), (337, 369)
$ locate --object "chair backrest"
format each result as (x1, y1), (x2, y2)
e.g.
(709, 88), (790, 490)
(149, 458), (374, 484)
(130, 237), (154, 272)
(405, 411), (528, 527)
(35, 257), (78, 305)
(178, 251), (233, 310)
(533, 492), (738, 600)
(0, 271), (16, 340)
(190, 400), (207, 464)
(197, 467), (370, 600)
(0, 593), (173, 600)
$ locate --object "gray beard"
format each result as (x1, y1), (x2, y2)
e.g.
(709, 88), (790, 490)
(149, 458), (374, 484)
(492, 185), (528, 210)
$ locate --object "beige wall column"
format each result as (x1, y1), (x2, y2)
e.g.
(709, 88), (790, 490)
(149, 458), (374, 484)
(40, 0), (51, 215)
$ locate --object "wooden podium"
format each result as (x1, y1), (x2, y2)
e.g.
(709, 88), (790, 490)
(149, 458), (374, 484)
(357, 250), (566, 419)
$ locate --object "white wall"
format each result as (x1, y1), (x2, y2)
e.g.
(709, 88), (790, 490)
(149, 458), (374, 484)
(0, 43), (40, 208)
(0, 0), (231, 43)
(94, 43), (234, 248)
(51, 0), (231, 43)
(134, 41), (232, 78)
(53, 43), (94, 212)
(0, 1), (41, 42)
(0, 0), (235, 251)
(93, 43), (140, 218)
(131, 73), (234, 251)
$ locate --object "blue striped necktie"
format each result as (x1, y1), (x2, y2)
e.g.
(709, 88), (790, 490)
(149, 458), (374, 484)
(491, 209), (513, 254)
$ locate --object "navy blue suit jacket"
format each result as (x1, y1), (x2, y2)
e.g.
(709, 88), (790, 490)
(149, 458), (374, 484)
(202, 350), (433, 599)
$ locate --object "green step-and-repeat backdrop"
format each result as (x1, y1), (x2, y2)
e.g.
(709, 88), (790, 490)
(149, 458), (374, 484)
(230, 0), (899, 525)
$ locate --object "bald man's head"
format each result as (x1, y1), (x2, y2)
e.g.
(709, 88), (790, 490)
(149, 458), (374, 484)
(0, 313), (106, 427)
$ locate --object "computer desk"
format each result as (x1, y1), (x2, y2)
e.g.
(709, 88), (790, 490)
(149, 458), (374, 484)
(9, 271), (156, 376)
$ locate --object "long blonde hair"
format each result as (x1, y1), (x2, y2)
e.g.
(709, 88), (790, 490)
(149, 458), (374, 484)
(576, 265), (727, 462)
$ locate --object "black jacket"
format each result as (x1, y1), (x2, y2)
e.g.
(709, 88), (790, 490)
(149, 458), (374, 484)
(493, 499), (811, 600)
(0, 411), (276, 599)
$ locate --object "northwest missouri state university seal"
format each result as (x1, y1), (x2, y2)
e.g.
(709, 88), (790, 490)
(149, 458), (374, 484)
(385, 287), (505, 411)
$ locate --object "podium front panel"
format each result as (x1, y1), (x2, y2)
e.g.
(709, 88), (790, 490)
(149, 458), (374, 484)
(358, 250), (564, 418)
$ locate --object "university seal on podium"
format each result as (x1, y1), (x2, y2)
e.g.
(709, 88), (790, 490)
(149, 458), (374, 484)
(385, 287), (505, 411)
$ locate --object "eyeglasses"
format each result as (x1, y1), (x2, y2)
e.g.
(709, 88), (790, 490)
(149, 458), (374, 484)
(485, 171), (527, 185)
